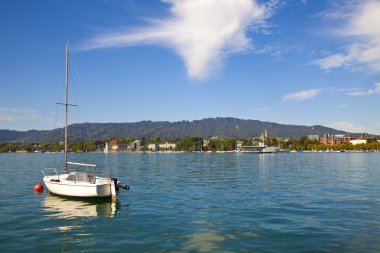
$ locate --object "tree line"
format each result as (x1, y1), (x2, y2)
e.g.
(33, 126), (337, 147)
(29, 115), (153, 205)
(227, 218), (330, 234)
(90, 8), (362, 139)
(1, 136), (379, 153)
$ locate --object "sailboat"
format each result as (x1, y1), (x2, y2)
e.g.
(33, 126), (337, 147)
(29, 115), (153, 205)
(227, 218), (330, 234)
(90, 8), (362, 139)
(42, 41), (129, 198)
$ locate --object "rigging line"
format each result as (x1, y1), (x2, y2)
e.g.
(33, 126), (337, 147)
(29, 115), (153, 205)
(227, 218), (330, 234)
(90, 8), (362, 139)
(54, 103), (59, 169)
(56, 55), (67, 109)
(54, 60), (67, 170)
(64, 45), (81, 160)
(70, 43), (97, 165)
(55, 64), (66, 116)
(56, 102), (65, 172)
(76, 108), (97, 165)
(85, 121), (97, 164)
(69, 47), (80, 111)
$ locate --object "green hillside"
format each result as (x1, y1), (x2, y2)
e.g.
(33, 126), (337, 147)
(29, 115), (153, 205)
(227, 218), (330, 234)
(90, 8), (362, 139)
(0, 117), (348, 143)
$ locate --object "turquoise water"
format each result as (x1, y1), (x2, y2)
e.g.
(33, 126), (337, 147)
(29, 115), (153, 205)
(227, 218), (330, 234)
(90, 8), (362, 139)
(0, 152), (379, 252)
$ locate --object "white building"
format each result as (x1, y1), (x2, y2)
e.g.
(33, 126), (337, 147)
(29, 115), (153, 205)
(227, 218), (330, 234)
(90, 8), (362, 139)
(159, 142), (176, 150)
(130, 140), (144, 150)
(148, 143), (159, 151)
(111, 144), (118, 151)
(350, 139), (367, 145)
(236, 140), (243, 148)
(308, 135), (320, 141)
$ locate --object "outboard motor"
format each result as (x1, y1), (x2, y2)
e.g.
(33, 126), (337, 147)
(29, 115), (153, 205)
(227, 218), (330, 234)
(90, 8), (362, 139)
(117, 181), (130, 191)
(111, 177), (130, 191)
(111, 178), (119, 192)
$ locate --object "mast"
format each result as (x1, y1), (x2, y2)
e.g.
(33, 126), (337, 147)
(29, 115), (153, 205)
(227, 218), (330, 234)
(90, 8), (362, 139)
(64, 41), (69, 173)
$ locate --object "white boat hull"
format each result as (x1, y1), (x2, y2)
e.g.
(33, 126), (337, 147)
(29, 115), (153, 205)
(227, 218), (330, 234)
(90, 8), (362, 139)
(261, 148), (279, 153)
(43, 174), (112, 198)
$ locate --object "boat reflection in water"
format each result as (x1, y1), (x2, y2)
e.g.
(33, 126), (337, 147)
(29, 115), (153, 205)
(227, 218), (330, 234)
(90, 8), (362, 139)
(42, 194), (120, 219)
(42, 194), (121, 252)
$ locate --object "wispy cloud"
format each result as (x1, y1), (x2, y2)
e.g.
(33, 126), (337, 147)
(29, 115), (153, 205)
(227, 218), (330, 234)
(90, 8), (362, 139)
(312, 0), (380, 72)
(330, 121), (366, 133)
(315, 0), (359, 20)
(312, 44), (367, 71)
(253, 42), (283, 57)
(334, 104), (348, 109)
(282, 88), (320, 101)
(0, 107), (42, 122)
(82, 0), (274, 79)
(0, 107), (64, 130)
(346, 82), (380, 96)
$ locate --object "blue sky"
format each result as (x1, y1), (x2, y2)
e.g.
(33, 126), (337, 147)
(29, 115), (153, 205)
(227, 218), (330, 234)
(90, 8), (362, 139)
(1, 0), (379, 134)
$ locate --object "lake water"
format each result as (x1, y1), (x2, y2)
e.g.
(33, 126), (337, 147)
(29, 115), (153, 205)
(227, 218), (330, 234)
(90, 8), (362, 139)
(0, 152), (379, 252)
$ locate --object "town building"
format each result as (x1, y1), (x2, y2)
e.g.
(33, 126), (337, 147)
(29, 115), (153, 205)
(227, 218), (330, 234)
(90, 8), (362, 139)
(109, 139), (118, 146)
(130, 140), (144, 150)
(107, 140), (117, 152)
(321, 134), (351, 145)
(308, 135), (320, 141)
(159, 142), (176, 150)
(361, 132), (369, 138)
(117, 144), (129, 151)
(148, 143), (159, 151)
(236, 140), (243, 148)
(350, 139), (367, 145)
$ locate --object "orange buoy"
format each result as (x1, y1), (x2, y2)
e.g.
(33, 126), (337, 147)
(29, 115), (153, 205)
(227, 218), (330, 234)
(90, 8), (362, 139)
(34, 182), (44, 193)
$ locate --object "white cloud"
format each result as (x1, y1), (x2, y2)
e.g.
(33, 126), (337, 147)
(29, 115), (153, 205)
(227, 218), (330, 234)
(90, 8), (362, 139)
(346, 90), (369, 97)
(0, 107), (42, 122)
(316, 0), (359, 20)
(346, 82), (380, 96)
(253, 42), (283, 57)
(312, 43), (366, 71)
(312, 53), (347, 70)
(83, 0), (272, 79)
(0, 107), (65, 130)
(330, 121), (366, 133)
(334, 104), (347, 109)
(282, 88), (320, 101)
(313, 0), (380, 72)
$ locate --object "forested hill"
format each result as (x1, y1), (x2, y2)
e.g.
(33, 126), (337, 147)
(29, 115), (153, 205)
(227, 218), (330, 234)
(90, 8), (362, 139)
(0, 117), (348, 142)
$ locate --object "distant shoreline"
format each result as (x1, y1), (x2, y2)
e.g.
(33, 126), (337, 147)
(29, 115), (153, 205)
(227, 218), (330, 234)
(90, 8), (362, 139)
(4, 149), (380, 154)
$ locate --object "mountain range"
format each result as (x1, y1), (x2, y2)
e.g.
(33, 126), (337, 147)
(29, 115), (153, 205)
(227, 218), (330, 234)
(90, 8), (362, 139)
(0, 117), (351, 143)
